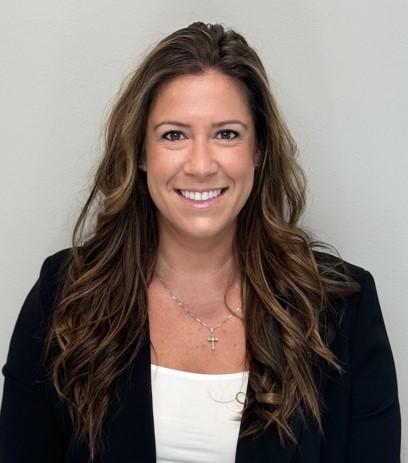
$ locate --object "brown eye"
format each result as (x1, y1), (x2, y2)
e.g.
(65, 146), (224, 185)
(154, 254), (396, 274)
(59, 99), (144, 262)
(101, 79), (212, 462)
(163, 131), (185, 141)
(216, 130), (238, 140)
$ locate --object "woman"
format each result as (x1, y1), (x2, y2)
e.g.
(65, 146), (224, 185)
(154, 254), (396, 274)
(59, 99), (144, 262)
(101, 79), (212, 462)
(0, 22), (400, 462)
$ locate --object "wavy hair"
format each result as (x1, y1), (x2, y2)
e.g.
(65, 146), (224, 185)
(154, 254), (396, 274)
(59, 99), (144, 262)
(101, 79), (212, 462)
(46, 22), (356, 459)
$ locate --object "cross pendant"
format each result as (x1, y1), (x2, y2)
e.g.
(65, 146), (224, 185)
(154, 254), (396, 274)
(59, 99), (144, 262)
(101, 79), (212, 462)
(207, 329), (219, 351)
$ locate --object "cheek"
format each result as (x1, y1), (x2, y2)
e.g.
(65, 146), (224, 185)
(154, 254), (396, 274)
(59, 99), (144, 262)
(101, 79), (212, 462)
(230, 164), (255, 201)
(244, 159), (256, 192)
(233, 155), (256, 180)
(145, 159), (174, 201)
(145, 145), (178, 173)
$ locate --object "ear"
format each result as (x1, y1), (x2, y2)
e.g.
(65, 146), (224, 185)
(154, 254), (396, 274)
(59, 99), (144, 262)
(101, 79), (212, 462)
(138, 162), (147, 172)
(254, 149), (261, 168)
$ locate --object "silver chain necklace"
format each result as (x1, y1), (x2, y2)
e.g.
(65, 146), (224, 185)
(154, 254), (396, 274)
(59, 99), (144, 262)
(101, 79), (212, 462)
(155, 274), (241, 351)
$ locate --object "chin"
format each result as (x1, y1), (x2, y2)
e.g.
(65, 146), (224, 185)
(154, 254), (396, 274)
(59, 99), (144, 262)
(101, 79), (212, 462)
(181, 223), (236, 242)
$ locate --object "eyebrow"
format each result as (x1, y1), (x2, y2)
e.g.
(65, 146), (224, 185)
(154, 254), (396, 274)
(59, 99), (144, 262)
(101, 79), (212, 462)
(153, 120), (248, 131)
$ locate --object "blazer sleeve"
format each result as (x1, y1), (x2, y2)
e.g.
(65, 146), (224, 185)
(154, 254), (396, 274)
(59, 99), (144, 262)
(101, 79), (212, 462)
(0, 252), (70, 463)
(346, 270), (401, 462)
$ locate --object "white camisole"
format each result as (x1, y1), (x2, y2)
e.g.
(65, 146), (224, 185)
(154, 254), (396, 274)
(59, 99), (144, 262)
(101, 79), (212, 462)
(151, 365), (249, 463)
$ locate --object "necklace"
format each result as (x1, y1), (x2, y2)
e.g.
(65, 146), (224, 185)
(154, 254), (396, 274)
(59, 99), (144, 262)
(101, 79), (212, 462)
(155, 274), (241, 352)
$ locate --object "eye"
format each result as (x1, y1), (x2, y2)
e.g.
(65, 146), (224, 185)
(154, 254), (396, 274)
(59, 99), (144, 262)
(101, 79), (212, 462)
(216, 130), (239, 140)
(163, 131), (185, 141)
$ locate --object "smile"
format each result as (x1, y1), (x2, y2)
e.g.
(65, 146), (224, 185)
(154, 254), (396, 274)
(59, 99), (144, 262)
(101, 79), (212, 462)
(178, 189), (225, 201)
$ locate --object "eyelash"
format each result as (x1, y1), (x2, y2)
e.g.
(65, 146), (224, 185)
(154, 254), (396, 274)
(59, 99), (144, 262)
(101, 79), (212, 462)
(216, 130), (238, 140)
(163, 131), (185, 141)
(162, 130), (239, 141)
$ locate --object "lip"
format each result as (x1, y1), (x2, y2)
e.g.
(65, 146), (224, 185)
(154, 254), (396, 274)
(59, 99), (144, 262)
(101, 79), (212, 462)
(175, 188), (227, 208)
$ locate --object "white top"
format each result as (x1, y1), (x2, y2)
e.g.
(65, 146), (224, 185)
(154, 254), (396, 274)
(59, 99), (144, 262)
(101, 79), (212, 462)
(151, 365), (249, 463)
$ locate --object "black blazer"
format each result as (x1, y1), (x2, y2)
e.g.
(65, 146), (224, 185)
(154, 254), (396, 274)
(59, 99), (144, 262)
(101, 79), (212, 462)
(0, 250), (401, 462)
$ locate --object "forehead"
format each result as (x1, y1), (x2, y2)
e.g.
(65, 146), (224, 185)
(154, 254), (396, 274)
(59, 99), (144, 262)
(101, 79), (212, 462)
(148, 70), (252, 122)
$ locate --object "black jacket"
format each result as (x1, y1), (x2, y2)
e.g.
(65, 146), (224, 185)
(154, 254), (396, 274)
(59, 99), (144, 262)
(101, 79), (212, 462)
(0, 250), (401, 462)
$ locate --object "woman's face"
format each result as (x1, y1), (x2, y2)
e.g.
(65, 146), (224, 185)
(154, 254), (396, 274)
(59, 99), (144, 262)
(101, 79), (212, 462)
(144, 70), (257, 244)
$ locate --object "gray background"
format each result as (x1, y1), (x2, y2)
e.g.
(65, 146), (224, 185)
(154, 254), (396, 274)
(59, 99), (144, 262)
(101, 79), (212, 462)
(1, 0), (406, 456)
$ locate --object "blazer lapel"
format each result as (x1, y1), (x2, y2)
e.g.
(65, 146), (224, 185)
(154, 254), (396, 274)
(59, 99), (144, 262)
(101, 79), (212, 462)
(101, 338), (156, 462)
(235, 411), (302, 463)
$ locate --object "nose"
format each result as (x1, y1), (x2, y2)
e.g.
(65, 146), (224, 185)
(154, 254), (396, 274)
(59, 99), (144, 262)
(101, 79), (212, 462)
(183, 139), (218, 177)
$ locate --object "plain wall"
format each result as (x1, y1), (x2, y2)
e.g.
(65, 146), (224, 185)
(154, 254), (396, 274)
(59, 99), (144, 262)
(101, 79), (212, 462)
(1, 0), (407, 457)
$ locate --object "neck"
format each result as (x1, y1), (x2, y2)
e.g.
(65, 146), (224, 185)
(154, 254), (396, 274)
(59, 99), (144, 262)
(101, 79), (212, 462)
(152, 225), (242, 315)
(156, 230), (236, 278)
(152, 233), (243, 330)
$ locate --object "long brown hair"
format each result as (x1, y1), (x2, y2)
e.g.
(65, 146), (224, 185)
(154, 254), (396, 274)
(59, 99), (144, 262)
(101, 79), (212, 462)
(46, 22), (356, 458)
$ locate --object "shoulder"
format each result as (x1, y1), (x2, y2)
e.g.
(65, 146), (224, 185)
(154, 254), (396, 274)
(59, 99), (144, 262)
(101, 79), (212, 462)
(3, 249), (72, 393)
(314, 250), (377, 318)
(317, 251), (381, 309)
(314, 249), (366, 283)
(315, 250), (382, 324)
(313, 251), (389, 355)
(316, 252), (395, 380)
(16, 248), (72, 330)
(38, 248), (72, 301)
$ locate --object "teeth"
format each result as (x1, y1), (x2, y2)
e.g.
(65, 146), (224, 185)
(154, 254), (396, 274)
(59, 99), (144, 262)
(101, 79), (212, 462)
(180, 189), (222, 201)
